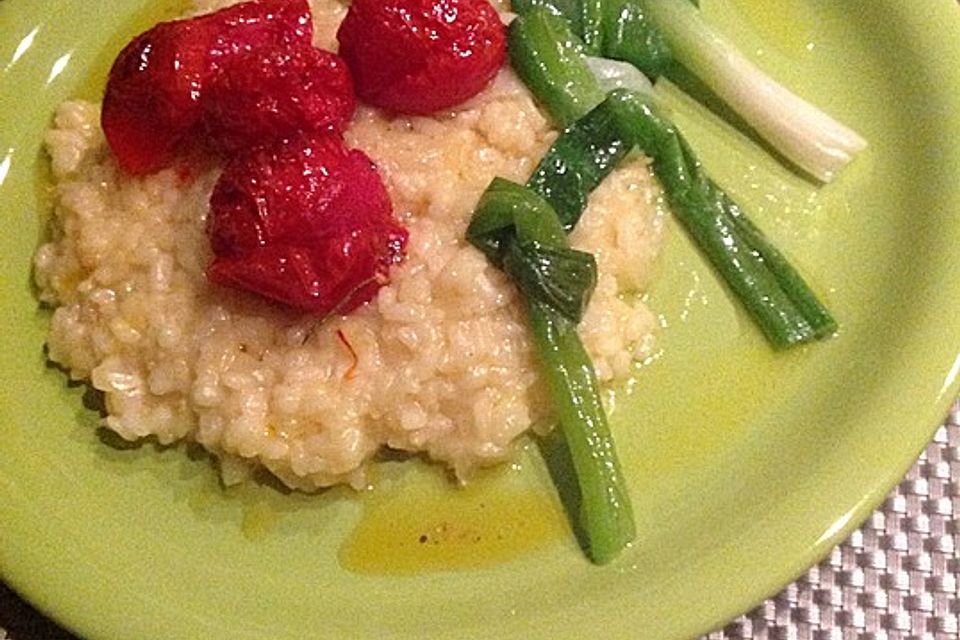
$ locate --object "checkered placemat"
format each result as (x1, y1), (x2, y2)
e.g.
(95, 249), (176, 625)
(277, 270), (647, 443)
(705, 403), (960, 640)
(2, 404), (959, 639)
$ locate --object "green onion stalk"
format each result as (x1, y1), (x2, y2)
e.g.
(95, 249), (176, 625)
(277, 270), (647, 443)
(467, 179), (636, 565)
(508, 8), (836, 348)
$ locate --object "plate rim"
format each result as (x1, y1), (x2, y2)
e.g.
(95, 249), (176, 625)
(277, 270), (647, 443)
(2, 1), (960, 639)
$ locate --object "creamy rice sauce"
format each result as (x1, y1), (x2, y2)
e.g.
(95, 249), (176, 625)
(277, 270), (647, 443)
(33, 0), (666, 490)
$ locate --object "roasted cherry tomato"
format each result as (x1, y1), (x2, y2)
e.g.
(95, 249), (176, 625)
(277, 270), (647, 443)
(207, 133), (407, 315)
(102, 0), (313, 174)
(336, 0), (507, 115)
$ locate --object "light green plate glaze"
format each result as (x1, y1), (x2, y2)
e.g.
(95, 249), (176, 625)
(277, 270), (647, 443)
(2, 1), (959, 638)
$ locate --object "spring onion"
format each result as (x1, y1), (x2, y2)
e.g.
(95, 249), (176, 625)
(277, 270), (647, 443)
(578, 0), (604, 54)
(507, 9), (605, 127)
(476, 3), (840, 564)
(509, 0), (604, 54)
(527, 93), (637, 229)
(467, 179), (599, 322)
(604, 89), (837, 345)
(509, 8), (836, 348)
(511, 0), (582, 32)
(511, 0), (865, 182)
(467, 178), (636, 564)
(526, 298), (635, 564)
(511, 0), (699, 79)
(600, 0), (674, 78)
(634, 0), (866, 182)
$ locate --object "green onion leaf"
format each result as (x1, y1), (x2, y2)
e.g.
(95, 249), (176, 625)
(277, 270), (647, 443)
(508, 0), (604, 55)
(504, 241), (598, 323)
(527, 95), (637, 230)
(466, 176), (567, 263)
(603, 88), (835, 347)
(578, 0), (604, 55)
(600, 0), (674, 78)
(511, 0), (582, 33)
(507, 9), (606, 128)
(467, 176), (636, 563)
(527, 298), (636, 565)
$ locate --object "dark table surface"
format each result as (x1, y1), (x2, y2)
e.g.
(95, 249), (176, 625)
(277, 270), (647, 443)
(0, 582), (76, 639)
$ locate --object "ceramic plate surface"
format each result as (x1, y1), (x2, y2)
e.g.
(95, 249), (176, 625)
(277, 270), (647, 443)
(2, 1), (959, 638)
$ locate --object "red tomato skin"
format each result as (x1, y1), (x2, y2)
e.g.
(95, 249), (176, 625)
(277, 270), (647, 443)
(336, 0), (507, 115)
(203, 44), (356, 154)
(102, 0), (313, 175)
(207, 133), (408, 315)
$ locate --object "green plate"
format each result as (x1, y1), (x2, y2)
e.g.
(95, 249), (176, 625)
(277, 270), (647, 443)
(2, 1), (959, 638)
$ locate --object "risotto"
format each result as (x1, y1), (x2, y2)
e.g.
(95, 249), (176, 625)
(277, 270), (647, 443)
(33, 0), (666, 491)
